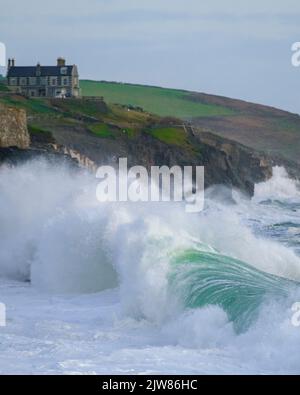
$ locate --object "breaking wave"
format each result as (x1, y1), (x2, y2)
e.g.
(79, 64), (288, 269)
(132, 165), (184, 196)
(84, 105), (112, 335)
(1, 160), (300, 343)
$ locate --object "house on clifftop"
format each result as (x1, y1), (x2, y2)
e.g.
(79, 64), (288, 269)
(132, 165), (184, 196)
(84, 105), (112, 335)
(6, 57), (80, 98)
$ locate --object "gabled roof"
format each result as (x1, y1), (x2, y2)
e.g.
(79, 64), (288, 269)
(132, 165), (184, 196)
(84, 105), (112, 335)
(7, 65), (75, 78)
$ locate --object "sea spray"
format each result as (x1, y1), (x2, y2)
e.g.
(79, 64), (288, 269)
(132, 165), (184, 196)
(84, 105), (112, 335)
(254, 166), (300, 202)
(0, 160), (300, 333)
(1, 161), (300, 372)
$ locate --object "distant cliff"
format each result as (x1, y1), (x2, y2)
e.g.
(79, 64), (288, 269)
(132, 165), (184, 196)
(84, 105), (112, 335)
(0, 104), (30, 149)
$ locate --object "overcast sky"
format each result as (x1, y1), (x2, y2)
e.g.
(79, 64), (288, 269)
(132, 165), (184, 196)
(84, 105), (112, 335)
(0, 0), (300, 113)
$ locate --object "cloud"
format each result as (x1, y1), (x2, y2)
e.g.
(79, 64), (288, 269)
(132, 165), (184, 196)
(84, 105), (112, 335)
(1, 2), (299, 42)
(0, 0), (299, 113)
(1, 0), (300, 17)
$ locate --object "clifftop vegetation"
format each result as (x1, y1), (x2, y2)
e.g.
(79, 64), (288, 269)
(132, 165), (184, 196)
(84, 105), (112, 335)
(81, 80), (300, 166)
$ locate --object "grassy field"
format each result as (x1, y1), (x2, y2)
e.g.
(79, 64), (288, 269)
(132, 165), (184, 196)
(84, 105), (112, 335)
(80, 80), (235, 119)
(150, 127), (189, 147)
(89, 123), (114, 138)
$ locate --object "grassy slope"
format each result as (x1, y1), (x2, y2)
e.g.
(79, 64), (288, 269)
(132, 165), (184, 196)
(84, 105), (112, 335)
(80, 80), (300, 164)
(151, 127), (189, 148)
(81, 80), (235, 118)
(1, 79), (299, 165)
(0, 93), (184, 146)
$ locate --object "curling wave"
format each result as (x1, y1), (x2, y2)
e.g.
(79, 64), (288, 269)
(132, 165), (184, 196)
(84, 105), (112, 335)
(169, 247), (298, 333)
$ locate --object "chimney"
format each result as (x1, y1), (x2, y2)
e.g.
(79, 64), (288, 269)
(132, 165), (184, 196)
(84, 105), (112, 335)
(36, 62), (41, 76)
(7, 58), (11, 69)
(57, 57), (66, 67)
(11, 58), (15, 67)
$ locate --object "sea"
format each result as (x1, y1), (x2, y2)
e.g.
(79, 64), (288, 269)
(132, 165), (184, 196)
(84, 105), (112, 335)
(0, 161), (300, 374)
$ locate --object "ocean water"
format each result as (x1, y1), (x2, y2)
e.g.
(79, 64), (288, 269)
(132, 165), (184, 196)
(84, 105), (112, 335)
(0, 162), (300, 374)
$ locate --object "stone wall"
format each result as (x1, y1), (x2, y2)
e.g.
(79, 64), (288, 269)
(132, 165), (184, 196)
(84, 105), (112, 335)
(0, 104), (30, 149)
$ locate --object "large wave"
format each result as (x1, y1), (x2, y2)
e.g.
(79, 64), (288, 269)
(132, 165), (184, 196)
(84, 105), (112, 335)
(169, 248), (297, 333)
(0, 160), (300, 336)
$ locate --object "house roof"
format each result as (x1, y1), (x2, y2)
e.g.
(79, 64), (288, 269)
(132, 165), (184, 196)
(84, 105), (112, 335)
(7, 65), (75, 78)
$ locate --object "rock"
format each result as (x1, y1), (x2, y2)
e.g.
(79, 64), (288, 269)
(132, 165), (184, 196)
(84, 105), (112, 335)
(191, 129), (273, 195)
(0, 146), (79, 169)
(0, 104), (30, 149)
(27, 121), (274, 197)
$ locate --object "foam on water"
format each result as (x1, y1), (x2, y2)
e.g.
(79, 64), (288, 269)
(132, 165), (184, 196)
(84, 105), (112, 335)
(1, 161), (300, 373)
(254, 166), (300, 202)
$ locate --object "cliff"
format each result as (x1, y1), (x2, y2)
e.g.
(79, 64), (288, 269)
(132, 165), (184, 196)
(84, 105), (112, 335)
(25, 106), (273, 196)
(0, 104), (30, 149)
(80, 81), (300, 170)
(0, 93), (288, 196)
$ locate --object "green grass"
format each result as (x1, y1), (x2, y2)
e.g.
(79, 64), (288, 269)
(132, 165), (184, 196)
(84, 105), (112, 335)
(150, 126), (190, 148)
(122, 127), (137, 138)
(0, 93), (155, 142)
(80, 81), (235, 119)
(0, 95), (56, 114)
(90, 122), (137, 139)
(0, 81), (8, 91)
(28, 125), (49, 134)
(28, 124), (55, 142)
(89, 123), (114, 138)
(51, 98), (107, 119)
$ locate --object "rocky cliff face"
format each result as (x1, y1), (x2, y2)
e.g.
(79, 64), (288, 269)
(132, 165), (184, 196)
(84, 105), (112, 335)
(31, 120), (273, 196)
(0, 104), (30, 149)
(126, 127), (273, 196)
(0, 100), (276, 197)
(189, 128), (273, 195)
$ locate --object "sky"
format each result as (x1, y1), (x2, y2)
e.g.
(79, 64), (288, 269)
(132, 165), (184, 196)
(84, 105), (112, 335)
(0, 0), (300, 113)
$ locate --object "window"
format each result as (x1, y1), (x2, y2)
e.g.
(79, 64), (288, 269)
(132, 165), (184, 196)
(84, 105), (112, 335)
(62, 77), (69, 86)
(60, 67), (67, 75)
(38, 89), (46, 97)
(9, 78), (17, 85)
(40, 77), (47, 85)
(29, 77), (37, 85)
(51, 77), (57, 86)
(20, 77), (27, 86)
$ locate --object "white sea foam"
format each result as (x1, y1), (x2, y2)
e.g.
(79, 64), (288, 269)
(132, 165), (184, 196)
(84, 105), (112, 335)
(254, 166), (300, 202)
(1, 161), (300, 373)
